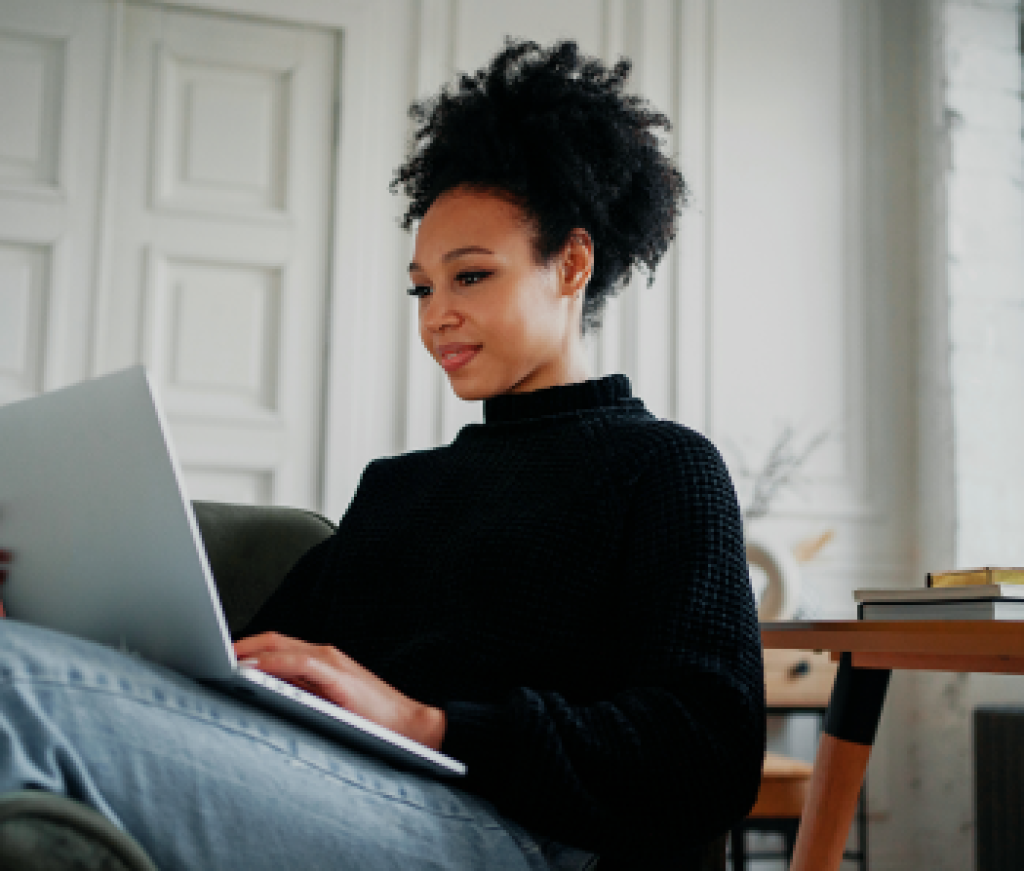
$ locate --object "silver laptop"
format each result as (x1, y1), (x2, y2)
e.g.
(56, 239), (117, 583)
(0, 367), (465, 779)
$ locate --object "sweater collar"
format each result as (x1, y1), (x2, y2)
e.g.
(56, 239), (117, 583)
(482, 374), (633, 425)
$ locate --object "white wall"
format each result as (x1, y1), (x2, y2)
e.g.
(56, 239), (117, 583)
(877, 2), (1024, 870)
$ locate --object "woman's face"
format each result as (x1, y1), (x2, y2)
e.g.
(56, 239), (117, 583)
(409, 187), (591, 401)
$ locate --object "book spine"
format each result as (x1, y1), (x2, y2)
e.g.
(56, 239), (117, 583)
(926, 570), (1024, 588)
(929, 570), (990, 588)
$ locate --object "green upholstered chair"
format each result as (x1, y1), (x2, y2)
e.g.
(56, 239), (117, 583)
(1, 500), (726, 870)
(190, 500), (336, 634)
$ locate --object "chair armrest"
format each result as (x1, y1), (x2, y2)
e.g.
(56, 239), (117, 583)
(191, 501), (336, 635)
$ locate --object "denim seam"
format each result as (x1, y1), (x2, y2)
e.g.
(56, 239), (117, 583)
(0, 675), (480, 823)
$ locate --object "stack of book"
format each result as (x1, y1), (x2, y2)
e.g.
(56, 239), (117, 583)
(855, 567), (1024, 620)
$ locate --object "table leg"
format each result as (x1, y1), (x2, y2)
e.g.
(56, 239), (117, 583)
(790, 653), (890, 871)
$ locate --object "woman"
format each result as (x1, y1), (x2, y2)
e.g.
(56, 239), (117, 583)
(0, 40), (764, 870)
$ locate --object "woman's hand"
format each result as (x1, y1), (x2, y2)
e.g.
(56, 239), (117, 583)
(232, 632), (446, 750)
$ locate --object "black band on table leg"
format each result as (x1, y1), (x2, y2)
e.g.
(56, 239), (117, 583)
(823, 652), (891, 746)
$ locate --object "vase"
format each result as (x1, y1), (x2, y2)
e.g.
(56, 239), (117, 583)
(744, 524), (802, 622)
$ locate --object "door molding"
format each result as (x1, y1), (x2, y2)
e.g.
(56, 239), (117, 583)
(116, 0), (390, 515)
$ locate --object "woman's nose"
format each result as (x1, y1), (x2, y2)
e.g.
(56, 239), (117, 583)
(420, 291), (461, 333)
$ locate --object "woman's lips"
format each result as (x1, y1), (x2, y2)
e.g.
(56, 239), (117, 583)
(438, 344), (481, 374)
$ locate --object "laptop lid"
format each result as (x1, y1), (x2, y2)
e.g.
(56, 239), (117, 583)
(0, 367), (236, 679)
(0, 368), (467, 778)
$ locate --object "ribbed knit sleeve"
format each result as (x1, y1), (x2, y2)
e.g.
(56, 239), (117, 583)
(440, 426), (765, 859)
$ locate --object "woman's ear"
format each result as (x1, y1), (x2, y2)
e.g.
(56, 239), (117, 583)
(559, 229), (593, 298)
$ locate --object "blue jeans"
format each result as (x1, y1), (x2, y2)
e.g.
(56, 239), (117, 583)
(0, 620), (598, 870)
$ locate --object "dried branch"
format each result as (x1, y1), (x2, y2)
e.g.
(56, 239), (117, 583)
(741, 426), (832, 520)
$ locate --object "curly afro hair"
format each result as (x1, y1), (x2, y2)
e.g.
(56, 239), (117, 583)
(390, 39), (687, 333)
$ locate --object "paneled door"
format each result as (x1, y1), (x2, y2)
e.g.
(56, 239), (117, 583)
(0, 0), (110, 403)
(99, 3), (336, 510)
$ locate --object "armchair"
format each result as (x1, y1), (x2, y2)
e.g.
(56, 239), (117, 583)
(190, 500), (335, 634)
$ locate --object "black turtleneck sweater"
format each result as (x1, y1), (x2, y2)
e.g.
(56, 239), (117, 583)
(242, 375), (765, 865)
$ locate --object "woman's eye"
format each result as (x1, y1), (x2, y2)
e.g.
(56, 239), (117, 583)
(455, 271), (491, 288)
(407, 285), (432, 298)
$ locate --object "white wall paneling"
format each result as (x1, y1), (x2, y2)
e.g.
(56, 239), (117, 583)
(116, 0), (414, 518)
(0, 0), (111, 398)
(710, 0), (875, 520)
(454, 0), (605, 72)
(0, 30), (64, 190)
(0, 241), (51, 397)
(402, 0), (455, 453)
(147, 254), (284, 416)
(98, 2), (336, 509)
(152, 44), (292, 217)
(674, 0), (711, 432)
(185, 467), (273, 505)
(614, 0), (679, 421)
(706, 1), (919, 630)
(589, 0), (626, 385)
(319, 0), (417, 515)
(0, 0), (408, 516)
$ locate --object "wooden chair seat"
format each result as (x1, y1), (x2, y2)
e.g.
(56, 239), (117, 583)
(749, 751), (814, 819)
(729, 752), (814, 869)
(730, 650), (844, 869)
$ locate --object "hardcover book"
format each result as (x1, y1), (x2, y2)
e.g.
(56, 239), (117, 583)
(927, 567), (1024, 588)
(855, 585), (1024, 604)
(860, 600), (1024, 621)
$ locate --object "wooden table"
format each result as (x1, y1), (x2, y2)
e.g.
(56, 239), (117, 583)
(760, 620), (1024, 871)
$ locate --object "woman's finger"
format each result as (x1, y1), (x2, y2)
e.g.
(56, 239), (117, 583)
(247, 649), (358, 707)
(254, 650), (339, 684)
(234, 635), (357, 679)
(233, 631), (305, 659)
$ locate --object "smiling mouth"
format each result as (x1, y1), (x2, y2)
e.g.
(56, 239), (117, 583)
(439, 346), (481, 374)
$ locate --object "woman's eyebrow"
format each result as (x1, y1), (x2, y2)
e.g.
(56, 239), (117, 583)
(408, 246), (495, 273)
